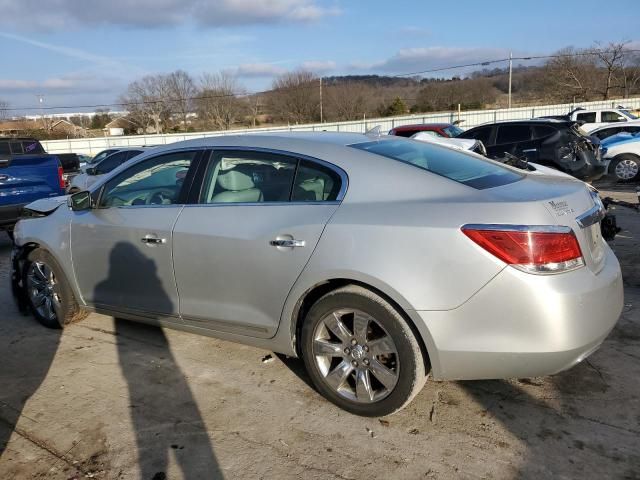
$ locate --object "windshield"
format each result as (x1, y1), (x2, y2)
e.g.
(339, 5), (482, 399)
(444, 125), (464, 137)
(351, 139), (523, 189)
(621, 110), (639, 120)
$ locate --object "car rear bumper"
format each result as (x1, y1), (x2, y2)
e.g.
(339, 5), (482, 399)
(416, 246), (623, 380)
(0, 203), (26, 229)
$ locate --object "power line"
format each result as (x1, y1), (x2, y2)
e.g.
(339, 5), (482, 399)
(3, 48), (640, 113)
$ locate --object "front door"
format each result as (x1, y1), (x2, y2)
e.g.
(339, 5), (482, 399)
(172, 150), (345, 338)
(70, 149), (201, 320)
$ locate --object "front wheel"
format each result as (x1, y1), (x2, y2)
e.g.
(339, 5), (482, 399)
(301, 285), (428, 416)
(24, 249), (87, 328)
(609, 154), (640, 182)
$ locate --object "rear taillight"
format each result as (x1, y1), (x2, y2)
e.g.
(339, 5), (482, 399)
(58, 166), (65, 189)
(462, 225), (584, 274)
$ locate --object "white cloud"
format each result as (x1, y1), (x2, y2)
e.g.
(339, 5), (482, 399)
(351, 46), (516, 77)
(299, 60), (336, 73)
(0, 0), (339, 30)
(227, 63), (288, 78)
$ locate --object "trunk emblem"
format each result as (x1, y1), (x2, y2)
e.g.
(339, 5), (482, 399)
(548, 200), (574, 216)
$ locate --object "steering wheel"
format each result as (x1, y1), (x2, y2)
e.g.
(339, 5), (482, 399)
(147, 188), (175, 205)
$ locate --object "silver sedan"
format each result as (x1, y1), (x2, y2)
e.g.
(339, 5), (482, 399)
(11, 133), (623, 416)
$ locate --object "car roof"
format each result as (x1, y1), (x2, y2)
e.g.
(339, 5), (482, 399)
(469, 118), (573, 128)
(392, 123), (452, 130)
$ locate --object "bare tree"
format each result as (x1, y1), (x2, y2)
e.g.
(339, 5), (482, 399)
(119, 74), (171, 134)
(0, 100), (8, 120)
(268, 70), (319, 124)
(166, 70), (196, 130)
(324, 82), (375, 121)
(196, 72), (246, 130)
(590, 42), (627, 99)
(544, 47), (598, 101)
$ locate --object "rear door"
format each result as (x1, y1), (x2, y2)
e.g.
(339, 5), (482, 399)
(173, 149), (346, 338)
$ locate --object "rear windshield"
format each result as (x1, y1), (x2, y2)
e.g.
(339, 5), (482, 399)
(444, 125), (464, 137)
(350, 139), (523, 189)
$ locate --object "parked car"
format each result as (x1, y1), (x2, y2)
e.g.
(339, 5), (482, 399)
(599, 131), (640, 182)
(389, 123), (464, 138)
(68, 148), (148, 192)
(587, 120), (640, 141)
(80, 148), (122, 171)
(458, 119), (606, 181)
(12, 133), (623, 416)
(0, 138), (65, 239)
(541, 106), (638, 132)
(411, 131), (487, 155)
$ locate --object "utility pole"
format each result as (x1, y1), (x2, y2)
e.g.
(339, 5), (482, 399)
(507, 52), (513, 109)
(36, 94), (45, 131)
(319, 77), (323, 123)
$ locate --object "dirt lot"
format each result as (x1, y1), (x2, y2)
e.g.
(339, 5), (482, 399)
(1, 186), (639, 480)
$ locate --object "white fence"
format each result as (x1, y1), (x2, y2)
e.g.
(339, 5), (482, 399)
(41, 97), (640, 155)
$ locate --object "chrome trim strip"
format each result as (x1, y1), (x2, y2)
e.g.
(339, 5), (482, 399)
(461, 223), (573, 234)
(576, 203), (606, 229)
(182, 201), (341, 208)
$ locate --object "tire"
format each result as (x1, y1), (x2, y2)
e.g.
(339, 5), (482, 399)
(23, 249), (87, 329)
(301, 285), (428, 416)
(609, 154), (640, 182)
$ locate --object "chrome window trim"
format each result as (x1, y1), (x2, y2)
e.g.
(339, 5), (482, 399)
(461, 224), (573, 234)
(206, 146), (349, 202)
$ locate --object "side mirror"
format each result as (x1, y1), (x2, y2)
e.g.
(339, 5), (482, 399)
(86, 166), (97, 175)
(68, 191), (93, 211)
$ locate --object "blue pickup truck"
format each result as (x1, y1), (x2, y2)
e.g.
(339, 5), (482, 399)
(0, 138), (67, 239)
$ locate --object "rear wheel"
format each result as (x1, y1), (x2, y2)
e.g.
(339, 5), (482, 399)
(301, 285), (427, 416)
(24, 249), (87, 328)
(609, 154), (640, 182)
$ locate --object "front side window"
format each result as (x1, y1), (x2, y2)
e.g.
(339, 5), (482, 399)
(100, 151), (197, 207)
(462, 126), (492, 145)
(495, 125), (531, 144)
(351, 139), (522, 189)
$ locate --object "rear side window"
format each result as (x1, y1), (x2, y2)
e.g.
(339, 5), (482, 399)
(9, 142), (23, 154)
(22, 140), (44, 154)
(0, 143), (10, 155)
(495, 125), (531, 144)
(576, 112), (596, 123)
(351, 139), (522, 189)
(292, 160), (341, 202)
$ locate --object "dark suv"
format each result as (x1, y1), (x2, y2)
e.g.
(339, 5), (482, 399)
(458, 119), (606, 181)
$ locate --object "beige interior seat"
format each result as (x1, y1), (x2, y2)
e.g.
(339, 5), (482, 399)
(211, 170), (263, 203)
(297, 177), (325, 201)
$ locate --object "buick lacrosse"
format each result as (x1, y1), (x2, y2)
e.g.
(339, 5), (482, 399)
(11, 133), (623, 416)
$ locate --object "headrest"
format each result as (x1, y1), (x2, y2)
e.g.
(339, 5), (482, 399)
(217, 170), (255, 191)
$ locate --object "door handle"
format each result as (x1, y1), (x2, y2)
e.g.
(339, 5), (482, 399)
(141, 235), (166, 245)
(270, 239), (305, 248)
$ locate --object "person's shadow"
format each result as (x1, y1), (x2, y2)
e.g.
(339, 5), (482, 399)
(95, 242), (222, 479)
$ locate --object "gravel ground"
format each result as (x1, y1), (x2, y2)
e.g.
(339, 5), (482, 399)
(0, 186), (639, 480)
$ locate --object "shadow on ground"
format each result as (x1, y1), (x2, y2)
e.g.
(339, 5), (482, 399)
(95, 242), (222, 479)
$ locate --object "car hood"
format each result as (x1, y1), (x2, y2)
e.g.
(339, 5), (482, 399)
(602, 132), (640, 147)
(24, 195), (68, 214)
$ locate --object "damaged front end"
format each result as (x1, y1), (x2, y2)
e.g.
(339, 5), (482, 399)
(557, 134), (608, 182)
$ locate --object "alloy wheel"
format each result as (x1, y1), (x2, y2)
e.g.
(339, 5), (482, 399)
(26, 261), (61, 322)
(312, 309), (399, 403)
(615, 158), (639, 181)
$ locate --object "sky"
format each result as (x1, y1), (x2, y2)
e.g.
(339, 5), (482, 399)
(1, 0), (639, 115)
